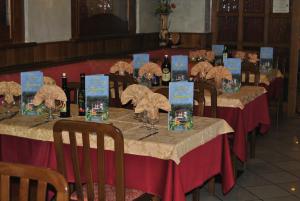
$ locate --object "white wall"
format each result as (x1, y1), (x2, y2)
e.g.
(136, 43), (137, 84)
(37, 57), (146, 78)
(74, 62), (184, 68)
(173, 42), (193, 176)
(169, 0), (211, 33)
(136, 0), (160, 33)
(24, 0), (71, 43)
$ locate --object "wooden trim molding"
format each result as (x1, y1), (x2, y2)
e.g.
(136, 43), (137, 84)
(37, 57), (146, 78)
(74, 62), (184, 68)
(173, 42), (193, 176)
(0, 33), (159, 74)
(288, 0), (300, 116)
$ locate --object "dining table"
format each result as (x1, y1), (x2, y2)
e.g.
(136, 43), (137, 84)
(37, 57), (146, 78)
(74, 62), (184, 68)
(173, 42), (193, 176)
(199, 85), (270, 162)
(0, 106), (235, 201)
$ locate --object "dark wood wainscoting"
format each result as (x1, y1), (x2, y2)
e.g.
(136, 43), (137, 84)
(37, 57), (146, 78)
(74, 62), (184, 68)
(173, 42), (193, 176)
(0, 33), (159, 74)
(177, 33), (212, 49)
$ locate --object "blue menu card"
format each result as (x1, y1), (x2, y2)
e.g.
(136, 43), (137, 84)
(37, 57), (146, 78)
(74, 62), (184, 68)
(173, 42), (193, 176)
(85, 75), (109, 122)
(21, 71), (44, 116)
(168, 82), (194, 131)
(171, 55), (188, 81)
(212, 44), (224, 65)
(223, 58), (242, 93)
(260, 47), (273, 73)
(133, 54), (149, 78)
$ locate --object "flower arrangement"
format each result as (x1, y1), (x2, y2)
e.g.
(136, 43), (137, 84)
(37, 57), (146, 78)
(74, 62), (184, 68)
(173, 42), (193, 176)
(155, 0), (176, 15)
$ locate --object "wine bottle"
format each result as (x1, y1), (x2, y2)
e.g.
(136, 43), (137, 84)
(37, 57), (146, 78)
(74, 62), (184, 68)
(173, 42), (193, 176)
(60, 73), (70, 118)
(161, 55), (171, 86)
(78, 73), (85, 116)
(223, 45), (228, 62)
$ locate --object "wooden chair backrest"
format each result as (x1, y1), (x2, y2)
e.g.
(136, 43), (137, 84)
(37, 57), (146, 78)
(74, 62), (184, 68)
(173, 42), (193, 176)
(53, 120), (125, 201)
(68, 82), (80, 104)
(194, 78), (218, 118)
(241, 61), (260, 86)
(0, 161), (68, 201)
(108, 73), (138, 107)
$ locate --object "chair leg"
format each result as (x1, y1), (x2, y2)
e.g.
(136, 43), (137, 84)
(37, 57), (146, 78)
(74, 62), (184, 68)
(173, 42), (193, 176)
(192, 188), (200, 201)
(208, 177), (215, 195)
(249, 130), (256, 159)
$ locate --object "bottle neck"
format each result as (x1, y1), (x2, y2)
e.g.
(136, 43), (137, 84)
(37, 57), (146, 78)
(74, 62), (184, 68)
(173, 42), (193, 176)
(163, 56), (169, 66)
(62, 77), (67, 89)
(80, 77), (85, 89)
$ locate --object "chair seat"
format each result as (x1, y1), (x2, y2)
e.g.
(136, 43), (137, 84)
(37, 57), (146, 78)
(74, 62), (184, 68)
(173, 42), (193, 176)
(70, 183), (145, 201)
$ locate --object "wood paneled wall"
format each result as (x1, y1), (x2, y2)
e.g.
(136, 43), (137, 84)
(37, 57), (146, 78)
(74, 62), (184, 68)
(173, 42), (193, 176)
(0, 33), (159, 74)
(177, 33), (212, 49)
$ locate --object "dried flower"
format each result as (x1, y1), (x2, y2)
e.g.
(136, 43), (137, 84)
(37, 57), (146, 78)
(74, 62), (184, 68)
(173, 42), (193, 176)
(155, 0), (176, 15)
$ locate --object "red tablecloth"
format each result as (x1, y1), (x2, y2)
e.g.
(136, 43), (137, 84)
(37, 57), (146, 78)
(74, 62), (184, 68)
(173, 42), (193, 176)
(203, 93), (270, 162)
(260, 77), (284, 100)
(0, 134), (234, 201)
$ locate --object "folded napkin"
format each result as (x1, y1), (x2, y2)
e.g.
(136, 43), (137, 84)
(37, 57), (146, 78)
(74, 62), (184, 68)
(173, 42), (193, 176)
(189, 50), (207, 60)
(33, 85), (67, 109)
(189, 50), (215, 63)
(206, 66), (233, 88)
(110, 61), (133, 75)
(135, 92), (171, 120)
(191, 61), (214, 77)
(0, 81), (21, 104)
(205, 51), (215, 62)
(138, 62), (162, 79)
(121, 84), (152, 106)
(43, 76), (56, 85)
(233, 51), (246, 60)
(247, 52), (259, 64)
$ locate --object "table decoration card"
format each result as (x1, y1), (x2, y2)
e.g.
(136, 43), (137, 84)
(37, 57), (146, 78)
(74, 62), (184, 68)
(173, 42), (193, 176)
(85, 75), (109, 122)
(168, 81), (194, 131)
(133, 54), (150, 78)
(212, 44), (224, 65)
(260, 47), (274, 73)
(21, 71), (44, 116)
(171, 55), (188, 81)
(223, 58), (242, 93)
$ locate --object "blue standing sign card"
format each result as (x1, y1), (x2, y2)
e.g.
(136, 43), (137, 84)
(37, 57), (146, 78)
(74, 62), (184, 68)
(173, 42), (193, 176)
(85, 75), (109, 122)
(260, 47), (273, 73)
(223, 58), (242, 93)
(168, 82), (193, 131)
(133, 54), (149, 78)
(21, 71), (44, 116)
(171, 55), (188, 81)
(212, 44), (224, 65)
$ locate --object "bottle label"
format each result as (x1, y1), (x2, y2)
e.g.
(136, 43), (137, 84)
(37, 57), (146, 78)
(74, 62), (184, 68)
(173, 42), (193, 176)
(162, 68), (171, 82)
(60, 104), (67, 113)
(78, 93), (85, 113)
(223, 53), (228, 60)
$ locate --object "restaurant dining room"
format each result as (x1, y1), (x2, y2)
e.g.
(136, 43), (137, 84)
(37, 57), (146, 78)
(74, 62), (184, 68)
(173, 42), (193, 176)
(0, 0), (300, 201)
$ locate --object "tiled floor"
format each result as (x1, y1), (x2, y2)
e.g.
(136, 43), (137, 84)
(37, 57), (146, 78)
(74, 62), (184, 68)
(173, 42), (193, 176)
(187, 115), (300, 201)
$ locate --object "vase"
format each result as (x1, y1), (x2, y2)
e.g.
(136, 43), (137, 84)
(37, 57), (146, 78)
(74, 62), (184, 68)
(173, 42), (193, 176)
(159, 13), (169, 47)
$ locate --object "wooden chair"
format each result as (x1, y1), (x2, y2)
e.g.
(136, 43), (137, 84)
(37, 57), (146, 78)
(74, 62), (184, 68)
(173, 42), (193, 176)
(241, 62), (260, 158)
(0, 161), (68, 201)
(53, 120), (154, 201)
(241, 61), (260, 86)
(192, 78), (218, 200)
(108, 73), (138, 107)
(68, 82), (80, 104)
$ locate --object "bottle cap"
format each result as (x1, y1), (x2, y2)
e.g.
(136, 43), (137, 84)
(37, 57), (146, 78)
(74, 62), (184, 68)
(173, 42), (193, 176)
(62, 73), (66, 77)
(164, 54), (168, 57)
(80, 73), (85, 77)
